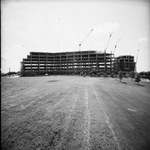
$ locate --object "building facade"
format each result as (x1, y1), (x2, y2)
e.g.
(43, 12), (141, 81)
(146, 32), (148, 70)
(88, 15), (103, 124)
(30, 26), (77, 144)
(20, 51), (114, 76)
(113, 55), (135, 73)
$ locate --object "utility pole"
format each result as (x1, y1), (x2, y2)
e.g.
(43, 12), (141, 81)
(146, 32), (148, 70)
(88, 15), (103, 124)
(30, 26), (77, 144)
(79, 29), (93, 51)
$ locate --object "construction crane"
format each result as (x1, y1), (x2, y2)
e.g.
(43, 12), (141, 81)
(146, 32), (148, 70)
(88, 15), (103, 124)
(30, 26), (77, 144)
(79, 29), (93, 51)
(104, 32), (113, 73)
(113, 38), (121, 57)
(135, 43), (140, 72)
(104, 32), (113, 53)
(112, 38), (121, 74)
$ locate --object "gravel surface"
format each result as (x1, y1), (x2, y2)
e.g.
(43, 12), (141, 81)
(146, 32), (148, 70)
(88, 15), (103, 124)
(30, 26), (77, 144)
(1, 76), (150, 150)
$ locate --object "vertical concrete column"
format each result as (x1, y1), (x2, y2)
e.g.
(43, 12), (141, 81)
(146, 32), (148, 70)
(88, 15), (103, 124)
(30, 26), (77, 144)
(113, 54), (115, 73)
(46, 53), (47, 73)
(20, 62), (24, 76)
(96, 53), (98, 71)
(81, 51), (83, 72)
(87, 51), (90, 72)
(38, 53), (40, 75)
(59, 53), (61, 74)
(67, 52), (68, 73)
(73, 52), (75, 71)
(110, 54), (112, 73)
(104, 52), (106, 72)
(31, 53), (33, 72)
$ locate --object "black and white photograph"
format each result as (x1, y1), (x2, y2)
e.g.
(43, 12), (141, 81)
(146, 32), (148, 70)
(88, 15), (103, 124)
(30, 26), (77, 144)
(1, 0), (150, 149)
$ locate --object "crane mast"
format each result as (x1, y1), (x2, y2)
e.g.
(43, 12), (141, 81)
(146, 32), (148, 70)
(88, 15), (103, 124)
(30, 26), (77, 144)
(79, 29), (93, 51)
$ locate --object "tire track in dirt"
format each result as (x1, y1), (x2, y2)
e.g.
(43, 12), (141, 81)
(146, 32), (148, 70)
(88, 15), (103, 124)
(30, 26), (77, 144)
(32, 85), (80, 150)
(42, 84), (83, 150)
(54, 85), (91, 150)
(54, 88), (80, 150)
(93, 86), (121, 150)
(81, 88), (91, 150)
(54, 86), (91, 150)
(68, 89), (79, 122)
(45, 85), (79, 116)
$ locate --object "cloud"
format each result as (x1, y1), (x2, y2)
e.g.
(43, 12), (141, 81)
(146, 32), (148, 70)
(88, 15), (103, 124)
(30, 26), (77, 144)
(94, 22), (120, 35)
(138, 37), (148, 42)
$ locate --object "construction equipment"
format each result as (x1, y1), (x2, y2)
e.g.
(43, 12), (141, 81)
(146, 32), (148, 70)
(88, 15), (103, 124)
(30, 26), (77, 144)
(79, 29), (93, 51)
(112, 38), (121, 75)
(135, 44), (140, 72)
(104, 32), (113, 72)
(104, 32), (113, 53)
(113, 38), (121, 56)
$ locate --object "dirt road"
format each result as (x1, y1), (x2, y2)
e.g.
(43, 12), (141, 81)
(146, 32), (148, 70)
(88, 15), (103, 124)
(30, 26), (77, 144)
(1, 76), (150, 150)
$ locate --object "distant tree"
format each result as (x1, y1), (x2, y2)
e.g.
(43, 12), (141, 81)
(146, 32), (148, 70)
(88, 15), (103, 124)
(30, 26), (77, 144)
(148, 72), (150, 81)
(1, 73), (6, 76)
(139, 71), (150, 81)
(118, 70), (123, 82)
(89, 69), (97, 77)
(146, 71), (150, 81)
(130, 71), (135, 81)
(135, 73), (141, 85)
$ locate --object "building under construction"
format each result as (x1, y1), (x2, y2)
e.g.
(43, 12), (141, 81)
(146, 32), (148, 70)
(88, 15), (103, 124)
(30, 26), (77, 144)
(113, 55), (135, 73)
(20, 50), (136, 76)
(20, 50), (114, 76)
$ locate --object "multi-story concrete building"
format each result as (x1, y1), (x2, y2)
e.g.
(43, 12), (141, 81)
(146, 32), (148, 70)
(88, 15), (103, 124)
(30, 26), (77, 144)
(113, 55), (135, 73)
(20, 50), (114, 76)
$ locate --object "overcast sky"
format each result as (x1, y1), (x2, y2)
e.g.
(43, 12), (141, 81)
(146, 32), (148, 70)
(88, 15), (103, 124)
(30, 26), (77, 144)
(1, 0), (150, 73)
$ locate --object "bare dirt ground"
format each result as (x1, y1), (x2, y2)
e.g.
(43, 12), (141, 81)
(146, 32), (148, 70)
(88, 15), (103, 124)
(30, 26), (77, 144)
(1, 76), (150, 150)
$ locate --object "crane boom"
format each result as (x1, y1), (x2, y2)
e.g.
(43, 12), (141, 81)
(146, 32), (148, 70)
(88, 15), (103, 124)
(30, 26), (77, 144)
(135, 44), (140, 72)
(136, 44), (140, 64)
(104, 32), (113, 53)
(113, 38), (121, 56)
(79, 29), (93, 51)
